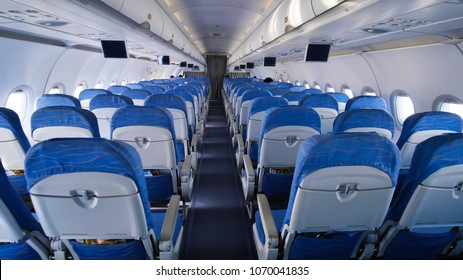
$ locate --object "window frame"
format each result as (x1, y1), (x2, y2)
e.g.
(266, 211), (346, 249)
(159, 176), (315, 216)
(391, 89), (415, 127)
(433, 94), (463, 118)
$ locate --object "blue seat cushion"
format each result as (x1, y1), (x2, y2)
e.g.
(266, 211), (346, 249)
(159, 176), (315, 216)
(0, 242), (42, 260)
(289, 231), (362, 260)
(145, 174), (174, 203)
(151, 212), (184, 247)
(382, 228), (459, 260)
(7, 174), (28, 196)
(255, 209), (286, 245)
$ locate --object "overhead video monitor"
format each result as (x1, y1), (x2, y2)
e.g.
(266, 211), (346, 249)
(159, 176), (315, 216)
(188, 63), (194, 68)
(180, 61), (187, 67)
(263, 57), (276, 67)
(239, 64), (246, 70)
(101, 40), (128, 58)
(305, 44), (331, 62)
(246, 62), (254, 69)
(234, 66), (240, 71)
(158, 55), (170, 65)
(193, 65), (199, 70)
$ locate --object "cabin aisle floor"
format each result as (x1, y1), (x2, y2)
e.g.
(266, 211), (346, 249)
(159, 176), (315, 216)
(180, 99), (257, 260)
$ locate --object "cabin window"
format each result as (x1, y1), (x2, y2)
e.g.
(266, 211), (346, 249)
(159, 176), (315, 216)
(121, 79), (128, 86)
(434, 94), (463, 118)
(313, 82), (321, 90)
(74, 82), (87, 98)
(392, 90), (415, 126)
(303, 81), (310, 89)
(341, 84), (353, 98)
(95, 81), (104, 89)
(362, 86), (376, 96)
(5, 89), (28, 121)
(110, 80), (118, 86)
(48, 83), (64, 94)
(325, 83), (335, 93)
(286, 79), (292, 83)
(295, 80), (301, 86)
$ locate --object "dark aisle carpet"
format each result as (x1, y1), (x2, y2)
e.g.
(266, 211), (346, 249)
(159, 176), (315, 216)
(179, 99), (257, 260)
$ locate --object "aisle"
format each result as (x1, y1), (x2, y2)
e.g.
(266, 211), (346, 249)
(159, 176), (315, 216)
(179, 99), (256, 260)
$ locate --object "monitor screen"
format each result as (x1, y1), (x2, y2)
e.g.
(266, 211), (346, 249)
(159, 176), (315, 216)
(246, 62), (254, 69)
(263, 57), (276, 67)
(305, 44), (331, 62)
(180, 61), (187, 67)
(239, 64), (246, 70)
(188, 63), (194, 68)
(158, 56), (170, 65)
(234, 66), (240, 71)
(101, 40), (128, 58)
(193, 65), (199, 70)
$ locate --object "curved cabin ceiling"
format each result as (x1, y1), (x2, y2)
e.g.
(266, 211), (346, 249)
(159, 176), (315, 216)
(155, 0), (285, 56)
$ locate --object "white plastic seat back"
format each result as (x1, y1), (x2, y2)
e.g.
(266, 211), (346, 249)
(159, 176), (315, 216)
(112, 126), (177, 170)
(399, 165), (463, 228)
(92, 107), (119, 139)
(400, 130), (454, 170)
(0, 128), (27, 169)
(260, 126), (319, 167)
(30, 172), (148, 239)
(167, 108), (189, 142)
(312, 107), (338, 134)
(33, 126), (94, 142)
(291, 166), (394, 232)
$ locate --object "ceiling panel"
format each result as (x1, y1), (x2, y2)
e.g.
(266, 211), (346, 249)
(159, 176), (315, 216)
(156, 0), (283, 55)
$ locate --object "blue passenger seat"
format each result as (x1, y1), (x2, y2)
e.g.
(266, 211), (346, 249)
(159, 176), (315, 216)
(378, 133), (463, 259)
(253, 133), (399, 259)
(25, 138), (183, 259)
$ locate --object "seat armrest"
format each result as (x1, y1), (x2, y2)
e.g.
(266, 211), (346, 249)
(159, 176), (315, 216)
(257, 194), (279, 248)
(180, 155), (193, 201)
(242, 154), (255, 201)
(191, 134), (199, 152)
(159, 195), (181, 252)
(236, 134), (245, 168)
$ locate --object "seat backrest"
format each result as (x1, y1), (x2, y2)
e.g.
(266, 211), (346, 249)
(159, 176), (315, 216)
(145, 94), (189, 142)
(396, 111), (462, 170)
(125, 83), (143, 90)
(138, 81), (154, 86)
(300, 94), (339, 134)
(388, 133), (463, 227)
(278, 83), (294, 88)
(333, 109), (395, 139)
(121, 89), (151, 106)
(25, 138), (155, 260)
(142, 85), (165, 95)
(35, 94), (81, 110)
(232, 86), (255, 114)
(285, 132), (399, 232)
(165, 90), (196, 127)
(327, 92), (350, 113)
(78, 89), (112, 110)
(281, 92), (309, 105)
(302, 88), (324, 95)
(31, 106), (100, 142)
(111, 106), (178, 169)
(0, 161), (48, 260)
(269, 87), (292, 96)
(289, 86), (306, 92)
(0, 108), (30, 170)
(247, 97), (288, 144)
(259, 106), (321, 167)
(381, 133), (463, 259)
(89, 94), (134, 139)
(107, 85), (130, 95)
(239, 90), (272, 127)
(345, 96), (387, 111)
